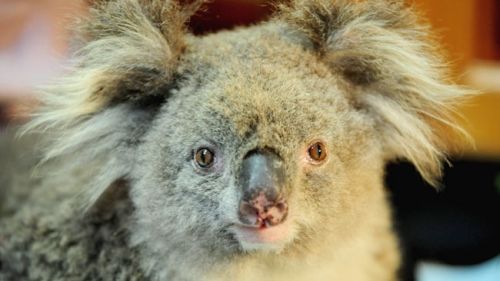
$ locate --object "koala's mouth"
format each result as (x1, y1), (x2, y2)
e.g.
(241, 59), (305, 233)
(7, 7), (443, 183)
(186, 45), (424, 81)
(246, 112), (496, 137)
(229, 219), (293, 252)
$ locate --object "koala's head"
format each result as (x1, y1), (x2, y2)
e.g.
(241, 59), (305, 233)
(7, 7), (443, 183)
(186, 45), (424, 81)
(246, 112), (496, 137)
(29, 0), (470, 275)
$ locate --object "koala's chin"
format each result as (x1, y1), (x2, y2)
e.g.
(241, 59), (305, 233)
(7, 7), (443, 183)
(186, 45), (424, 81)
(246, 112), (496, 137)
(230, 219), (296, 253)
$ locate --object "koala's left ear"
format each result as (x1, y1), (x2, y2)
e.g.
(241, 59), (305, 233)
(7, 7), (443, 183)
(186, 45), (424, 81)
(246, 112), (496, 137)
(279, 0), (473, 185)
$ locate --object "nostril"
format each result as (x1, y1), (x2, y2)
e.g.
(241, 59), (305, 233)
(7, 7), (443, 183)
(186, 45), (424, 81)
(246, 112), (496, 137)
(239, 202), (258, 221)
(275, 201), (287, 213)
(265, 201), (288, 226)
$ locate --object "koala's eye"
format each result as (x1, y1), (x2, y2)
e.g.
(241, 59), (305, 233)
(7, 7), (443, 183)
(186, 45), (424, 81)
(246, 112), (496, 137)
(194, 148), (215, 168)
(308, 142), (327, 163)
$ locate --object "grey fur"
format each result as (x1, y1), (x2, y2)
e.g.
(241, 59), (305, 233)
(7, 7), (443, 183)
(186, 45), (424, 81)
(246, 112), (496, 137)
(0, 0), (471, 280)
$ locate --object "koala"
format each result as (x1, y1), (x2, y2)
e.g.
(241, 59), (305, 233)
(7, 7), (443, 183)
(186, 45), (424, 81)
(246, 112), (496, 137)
(0, 0), (471, 280)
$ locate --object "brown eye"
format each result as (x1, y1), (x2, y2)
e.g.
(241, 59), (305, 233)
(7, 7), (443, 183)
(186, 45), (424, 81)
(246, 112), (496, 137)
(194, 148), (215, 168)
(308, 142), (327, 162)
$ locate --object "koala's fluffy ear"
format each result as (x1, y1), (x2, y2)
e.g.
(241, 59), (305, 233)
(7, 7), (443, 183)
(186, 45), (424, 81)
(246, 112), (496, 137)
(279, 0), (472, 185)
(32, 0), (202, 127)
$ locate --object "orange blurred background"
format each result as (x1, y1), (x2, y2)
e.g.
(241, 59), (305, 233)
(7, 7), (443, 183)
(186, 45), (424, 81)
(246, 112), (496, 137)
(415, 0), (500, 158)
(1, 0), (499, 158)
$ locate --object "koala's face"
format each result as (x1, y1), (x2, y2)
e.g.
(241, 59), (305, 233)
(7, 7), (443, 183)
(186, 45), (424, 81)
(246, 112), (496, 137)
(24, 0), (467, 279)
(131, 29), (383, 257)
(28, 0), (466, 278)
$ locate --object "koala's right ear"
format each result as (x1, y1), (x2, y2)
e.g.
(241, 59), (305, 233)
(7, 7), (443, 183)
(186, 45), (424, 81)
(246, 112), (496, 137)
(31, 0), (203, 128)
(26, 0), (203, 214)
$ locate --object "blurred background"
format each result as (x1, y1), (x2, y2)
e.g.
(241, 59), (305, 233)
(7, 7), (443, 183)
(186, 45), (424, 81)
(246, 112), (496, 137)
(0, 0), (499, 280)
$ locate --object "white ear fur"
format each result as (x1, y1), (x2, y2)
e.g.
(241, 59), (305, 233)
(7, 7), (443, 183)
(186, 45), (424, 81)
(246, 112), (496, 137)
(27, 0), (200, 131)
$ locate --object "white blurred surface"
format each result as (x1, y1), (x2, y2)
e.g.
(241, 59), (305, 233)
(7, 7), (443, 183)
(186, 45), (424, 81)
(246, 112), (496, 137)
(0, 0), (84, 98)
(417, 255), (500, 281)
(0, 16), (63, 95)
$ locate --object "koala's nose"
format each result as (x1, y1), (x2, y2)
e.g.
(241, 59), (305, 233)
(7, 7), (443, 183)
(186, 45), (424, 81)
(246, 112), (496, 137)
(238, 150), (288, 227)
(239, 192), (288, 227)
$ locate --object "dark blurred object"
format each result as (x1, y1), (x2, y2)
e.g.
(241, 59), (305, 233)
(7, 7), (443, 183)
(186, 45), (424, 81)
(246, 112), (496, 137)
(0, 102), (8, 126)
(494, 0), (500, 60)
(189, 0), (274, 35)
(387, 160), (500, 281)
(0, 126), (41, 217)
(475, 0), (500, 61)
(0, 97), (38, 127)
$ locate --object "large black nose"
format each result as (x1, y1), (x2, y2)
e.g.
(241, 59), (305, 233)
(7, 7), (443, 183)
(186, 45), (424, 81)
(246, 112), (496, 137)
(238, 150), (288, 227)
